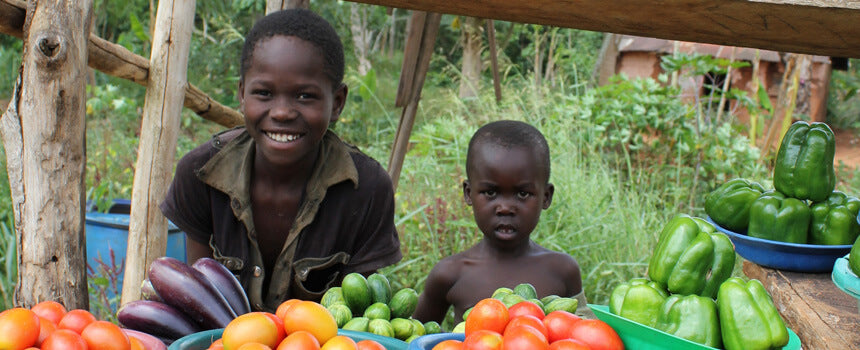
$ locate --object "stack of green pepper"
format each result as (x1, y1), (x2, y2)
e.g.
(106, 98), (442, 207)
(705, 178), (766, 232)
(648, 214), (736, 298)
(717, 278), (789, 350)
(809, 191), (860, 245)
(773, 121), (836, 202)
(748, 190), (811, 244)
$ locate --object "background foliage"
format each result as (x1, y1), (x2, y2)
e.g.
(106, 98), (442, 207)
(0, 1), (857, 316)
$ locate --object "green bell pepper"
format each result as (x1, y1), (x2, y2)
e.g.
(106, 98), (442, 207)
(705, 178), (766, 231)
(655, 294), (721, 348)
(609, 277), (668, 328)
(773, 121), (836, 202)
(717, 278), (789, 350)
(810, 191), (860, 245)
(748, 191), (811, 244)
(648, 215), (736, 298)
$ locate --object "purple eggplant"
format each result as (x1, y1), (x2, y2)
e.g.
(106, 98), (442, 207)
(140, 278), (163, 302)
(148, 256), (237, 329)
(192, 257), (251, 316)
(117, 300), (202, 342)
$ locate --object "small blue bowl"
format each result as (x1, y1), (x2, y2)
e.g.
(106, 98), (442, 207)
(706, 217), (851, 273)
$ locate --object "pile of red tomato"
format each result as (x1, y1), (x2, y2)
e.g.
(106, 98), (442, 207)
(0, 301), (162, 350)
(434, 298), (624, 350)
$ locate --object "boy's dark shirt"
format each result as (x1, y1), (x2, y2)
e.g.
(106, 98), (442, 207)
(160, 128), (401, 311)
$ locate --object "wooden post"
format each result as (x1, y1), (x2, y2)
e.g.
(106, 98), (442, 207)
(8, 0), (94, 309)
(487, 19), (502, 102)
(121, 0), (196, 306)
(387, 12), (441, 190)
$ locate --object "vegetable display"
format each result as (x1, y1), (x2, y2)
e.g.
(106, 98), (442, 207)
(648, 214), (735, 298)
(747, 191), (811, 244)
(773, 121), (836, 202)
(852, 236), (860, 276)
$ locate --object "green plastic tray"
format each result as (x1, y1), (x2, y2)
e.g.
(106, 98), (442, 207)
(168, 328), (408, 350)
(832, 253), (860, 311)
(589, 304), (801, 350)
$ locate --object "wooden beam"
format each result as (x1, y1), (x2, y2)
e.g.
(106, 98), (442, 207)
(347, 0), (860, 58)
(0, 0), (243, 128)
(121, 0), (195, 306)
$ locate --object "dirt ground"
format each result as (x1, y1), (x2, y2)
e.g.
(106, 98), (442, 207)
(833, 127), (860, 170)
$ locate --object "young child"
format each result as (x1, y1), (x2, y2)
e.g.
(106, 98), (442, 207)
(160, 9), (401, 312)
(412, 120), (590, 323)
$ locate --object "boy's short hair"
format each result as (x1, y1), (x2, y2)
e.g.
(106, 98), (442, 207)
(466, 120), (551, 183)
(240, 8), (345, 87)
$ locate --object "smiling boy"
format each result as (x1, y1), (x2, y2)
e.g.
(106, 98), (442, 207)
(160, 9), (401, 312)
(412, 120), (589, 323)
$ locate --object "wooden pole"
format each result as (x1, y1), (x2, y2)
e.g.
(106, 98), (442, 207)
(121, 0), (196, 306)
(266, 0), (308, 13)
(8, 0), (94, 309)
(388, 12), (441, 190)
(0, 0), (242, 128)
(486, 19), (502, 102)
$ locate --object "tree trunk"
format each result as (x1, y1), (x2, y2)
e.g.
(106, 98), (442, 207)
(10, 0), (94, 309)
(350, 3), (373, 75)
(266, 0), (308, 13)
(121, 0), (196, 306)
(593, 33), (620, 86)
(459, 16), (483, 98)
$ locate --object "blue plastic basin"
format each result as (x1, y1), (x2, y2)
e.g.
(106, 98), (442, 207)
(86, 200), (186, 296)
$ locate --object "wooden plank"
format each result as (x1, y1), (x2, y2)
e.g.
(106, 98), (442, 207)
(347, 0), (860, 58)
(0, 0), (243, 128)
(394, 11), (427, 107)
(388, 12), (441, 189)
(13, 0), (93, 309)
(743, 261), (860, 349)
(121, 0), (195, 306)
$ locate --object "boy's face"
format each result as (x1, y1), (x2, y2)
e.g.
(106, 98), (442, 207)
(238, 35), (346, 168)
(463, 143), (554, 247)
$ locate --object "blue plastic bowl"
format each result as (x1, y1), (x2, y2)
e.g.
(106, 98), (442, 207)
(168, 329), (408, 350)
(706, 217), (851, 273)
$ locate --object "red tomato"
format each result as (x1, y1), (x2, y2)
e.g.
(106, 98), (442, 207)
(465, 298), (509, 337)
(431, 340), (464, 350)
(504, 315), (548, 341)
(0, 307), (41, 350)
(30, 301), (67, 326)
(507, 301), (545, 320)
(548, 339), (592, 350)
(41, 329), (88, 350)
(355, 339), (386, 350)
(463, 329), (503, 350)
(37, 316), (57, 346)
(58, 309), (97, 334)
(81, 320), (131, 350)
(567, 320), (623, 350)
(501, 325), (549, 350)
(542, 311), (581, 343)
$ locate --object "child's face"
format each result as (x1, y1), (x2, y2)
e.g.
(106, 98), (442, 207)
(463, 144), (554, 247)
(238, 35), (346, 168)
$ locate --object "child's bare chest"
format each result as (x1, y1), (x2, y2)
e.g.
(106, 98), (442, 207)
(448, 258), (567, 309)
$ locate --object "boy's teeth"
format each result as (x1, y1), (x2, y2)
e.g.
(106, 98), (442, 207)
(267, 132), (299, 142)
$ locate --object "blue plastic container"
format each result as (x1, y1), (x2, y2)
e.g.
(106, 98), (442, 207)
(86, 200), (186, 294)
